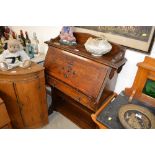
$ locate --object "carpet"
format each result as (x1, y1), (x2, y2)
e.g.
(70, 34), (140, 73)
(43, 111), (79, 129)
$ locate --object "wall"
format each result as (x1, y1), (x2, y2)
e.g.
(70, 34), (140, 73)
(115, 46), (155, 93)
(11, 26), (62, 53)
(11, 26), (155, 94)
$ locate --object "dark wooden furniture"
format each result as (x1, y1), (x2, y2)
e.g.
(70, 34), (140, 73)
(0, 63), (48, 128)
(0, 97), (12, 129)
(44, 32), (127, 128)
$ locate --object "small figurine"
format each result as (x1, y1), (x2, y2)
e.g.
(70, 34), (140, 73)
(31, 32), (39, 54)
(0, 39), (31, 71)
(59, 26), (77, 46)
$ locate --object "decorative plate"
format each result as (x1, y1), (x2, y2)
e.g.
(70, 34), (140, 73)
(118, 104), (155, 129)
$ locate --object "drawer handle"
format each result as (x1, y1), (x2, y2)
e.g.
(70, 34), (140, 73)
(64, 74), (68, 78)
(77, 97), (81, 102)
(72, 71), (76, 75)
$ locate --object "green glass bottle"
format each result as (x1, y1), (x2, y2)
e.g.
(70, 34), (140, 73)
(0, 38), (4, 54)
(20, 30), (26, 47)
(25, 31), (31, 44)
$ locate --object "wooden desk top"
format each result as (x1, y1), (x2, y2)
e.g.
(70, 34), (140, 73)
(45, 32), (127, 69)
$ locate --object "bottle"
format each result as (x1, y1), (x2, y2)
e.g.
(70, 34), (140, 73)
(17, 35), (22, 43)
(20, 30), (26, 47)
(17, 35), (23, 46)
(0, 38), (4, 54)
(9, 33), (13, 40)
(0, 26), (5, 38)
(25, 31), (31, 44)
(12, 31), (17, 39)
(1, 36), (7, 50)
(26, 44), (35, 59)
(31, 32), (39, 54)
(4, 32), (9, 40)
(5, 27), (10, 34)
(17, 35), (24, 51)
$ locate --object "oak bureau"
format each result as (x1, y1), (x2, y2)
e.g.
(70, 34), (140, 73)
(44, 32), (127, 128)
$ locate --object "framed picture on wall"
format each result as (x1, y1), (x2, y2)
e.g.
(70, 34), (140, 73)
(75, 26), (155, 53)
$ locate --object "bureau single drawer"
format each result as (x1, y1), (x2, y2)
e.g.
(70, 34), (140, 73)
(45, 47), (111, 100)
(46, 76), (97, 111)
(0, 103), (11, 128)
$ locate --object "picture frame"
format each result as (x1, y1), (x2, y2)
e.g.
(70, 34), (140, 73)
(75, 26), (155, 53)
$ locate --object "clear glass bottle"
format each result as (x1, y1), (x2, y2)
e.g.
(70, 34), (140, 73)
(31, 32), (39, 54)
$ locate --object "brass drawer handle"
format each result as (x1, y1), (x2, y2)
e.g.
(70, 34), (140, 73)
(64, 74), (68, 78)
(77, 97), (81, 102)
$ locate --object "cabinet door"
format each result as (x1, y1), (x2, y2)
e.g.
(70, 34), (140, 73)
(0, 103), (11, 128)
(0, 81), (24, 128)
(14, 76), (48, 128)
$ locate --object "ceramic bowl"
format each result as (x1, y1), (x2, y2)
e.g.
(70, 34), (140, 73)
(84, 37), (112, 57)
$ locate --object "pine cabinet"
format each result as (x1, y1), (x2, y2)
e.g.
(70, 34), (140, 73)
(0, 97), (12, 128)
(0, 63), (48, 128)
